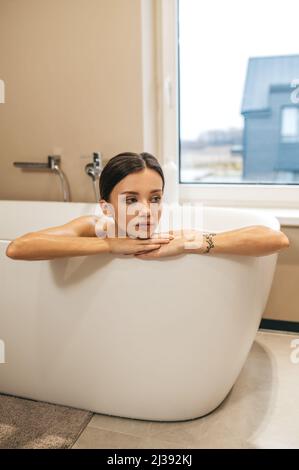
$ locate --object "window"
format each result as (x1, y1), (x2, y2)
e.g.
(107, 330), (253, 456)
(156, 0), (299, 208)
(281, 107), (299, 142)
(178, 0), (299, 185)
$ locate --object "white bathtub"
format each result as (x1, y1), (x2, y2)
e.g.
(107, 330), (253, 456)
(0, 200), (279, 421)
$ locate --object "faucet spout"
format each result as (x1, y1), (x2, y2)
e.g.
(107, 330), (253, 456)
(13, 155), (71, 202)
(85, 152), (103, 202)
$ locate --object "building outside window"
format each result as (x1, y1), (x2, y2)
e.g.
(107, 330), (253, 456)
(178, 0), (299, 185)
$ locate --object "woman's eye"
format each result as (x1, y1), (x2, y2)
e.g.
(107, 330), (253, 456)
(126, 195), (161, 204)
(126, 197), (138, 205)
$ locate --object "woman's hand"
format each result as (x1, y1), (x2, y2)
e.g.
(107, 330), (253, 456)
(133, 225), (290, 259)
(106, 233), (174, 255)
(133, 231), (187, 259)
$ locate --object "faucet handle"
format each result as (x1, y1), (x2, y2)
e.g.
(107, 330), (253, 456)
(93, 152), (103, 171)
(48, 155), (61, 169)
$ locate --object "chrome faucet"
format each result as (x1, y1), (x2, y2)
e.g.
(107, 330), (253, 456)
(85, 152), (103, 202)
(13, 155), (71, 202)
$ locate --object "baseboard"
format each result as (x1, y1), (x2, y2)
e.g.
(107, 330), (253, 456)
(259, 319), (299, 333)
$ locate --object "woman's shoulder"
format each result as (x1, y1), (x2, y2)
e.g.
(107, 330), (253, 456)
(65, 215), (103, 237)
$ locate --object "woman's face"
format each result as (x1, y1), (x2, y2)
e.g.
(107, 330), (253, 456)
(100, 168), (163, 238)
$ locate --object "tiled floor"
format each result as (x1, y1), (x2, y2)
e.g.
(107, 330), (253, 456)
(72, 330), (299, 449)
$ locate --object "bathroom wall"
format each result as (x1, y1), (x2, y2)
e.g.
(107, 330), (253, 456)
(0, 0), (298, 325)
(264, 226), (299, 323)
(0, 0), (157, 202)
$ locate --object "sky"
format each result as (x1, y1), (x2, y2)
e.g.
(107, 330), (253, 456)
(179, 0), (299, 140)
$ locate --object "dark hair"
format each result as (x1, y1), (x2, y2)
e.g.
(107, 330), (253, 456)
(99, 152), (165, 201)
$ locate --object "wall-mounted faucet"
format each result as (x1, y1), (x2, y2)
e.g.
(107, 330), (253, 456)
(13, 155), (71, 202)
(85, 152), (103, 202)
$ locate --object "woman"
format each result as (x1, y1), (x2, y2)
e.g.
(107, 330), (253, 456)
(6, 152), (290, 261)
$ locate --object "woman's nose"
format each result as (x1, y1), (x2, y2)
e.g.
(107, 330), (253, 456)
(139, 201), (151, 216)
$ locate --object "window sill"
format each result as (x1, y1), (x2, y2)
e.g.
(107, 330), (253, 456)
(218, 207), (299, 227)
(253, 208), (299, 227)
(179, 184), (299, 224)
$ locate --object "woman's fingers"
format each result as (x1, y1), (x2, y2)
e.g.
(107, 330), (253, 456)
(151, 232), (174, 240)
(140, 238), (170, 245)
(135, 251), (157, 259)
(135, 248), (158, 255)
(142, 244), (162, 251)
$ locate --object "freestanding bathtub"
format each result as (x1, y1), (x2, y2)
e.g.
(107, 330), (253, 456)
(0, 200), (279, 421)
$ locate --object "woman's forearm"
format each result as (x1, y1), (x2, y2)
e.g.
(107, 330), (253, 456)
(195, 225), (290, 257)
(6, 233), (110, 260)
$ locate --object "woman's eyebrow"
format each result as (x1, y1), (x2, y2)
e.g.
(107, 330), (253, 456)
(120, 189), (162, 195)
(120, 191), (139, 195)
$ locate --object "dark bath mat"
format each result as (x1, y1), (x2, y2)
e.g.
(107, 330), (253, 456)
(0, 393), (93, 449)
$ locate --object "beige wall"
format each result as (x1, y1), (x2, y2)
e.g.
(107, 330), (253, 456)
(0, 0), (157, 202)
(0, 0), (298, 325)
(263, 226), (299, 323)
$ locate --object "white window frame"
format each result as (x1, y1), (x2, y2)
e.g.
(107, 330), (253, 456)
(156, 0), (299, 210)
